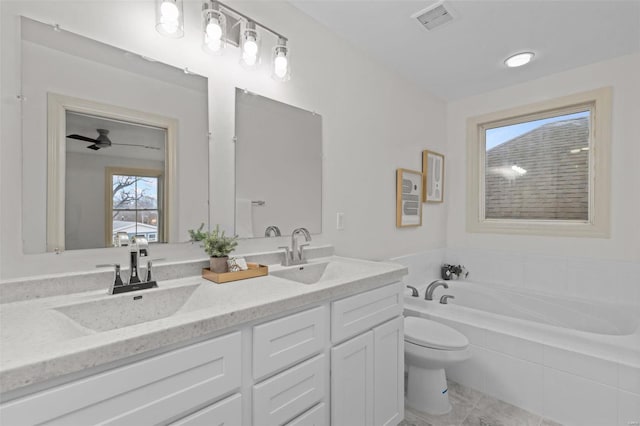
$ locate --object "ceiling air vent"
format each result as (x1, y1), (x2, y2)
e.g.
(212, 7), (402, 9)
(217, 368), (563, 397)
(412, 1), (457, 31)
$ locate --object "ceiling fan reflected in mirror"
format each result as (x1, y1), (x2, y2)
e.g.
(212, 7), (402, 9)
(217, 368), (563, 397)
(66, 129), (161, 151)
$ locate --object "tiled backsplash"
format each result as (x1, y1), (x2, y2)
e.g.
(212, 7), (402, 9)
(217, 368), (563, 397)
(392, 248), (639, 306)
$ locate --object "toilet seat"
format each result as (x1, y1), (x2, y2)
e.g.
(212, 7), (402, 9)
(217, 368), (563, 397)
(404, 317), (469, 350)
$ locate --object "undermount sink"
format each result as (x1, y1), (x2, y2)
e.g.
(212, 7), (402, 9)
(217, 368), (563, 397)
(270, 261), (351, 284)
(53, 284), (200, 332)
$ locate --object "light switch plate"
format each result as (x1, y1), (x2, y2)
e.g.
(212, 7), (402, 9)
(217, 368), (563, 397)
(336, 212), (344, 230)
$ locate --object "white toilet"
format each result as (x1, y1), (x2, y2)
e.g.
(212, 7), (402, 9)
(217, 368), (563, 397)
(404, 316), (471, 415)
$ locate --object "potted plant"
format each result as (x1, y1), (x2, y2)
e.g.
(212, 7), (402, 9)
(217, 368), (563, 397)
(188, 223), (208, 242)
(203, 225), (239, 273)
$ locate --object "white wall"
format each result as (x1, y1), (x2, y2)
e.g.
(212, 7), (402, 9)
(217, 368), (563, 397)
(445, 53), (640, 262)
(1, 1), (447, 277)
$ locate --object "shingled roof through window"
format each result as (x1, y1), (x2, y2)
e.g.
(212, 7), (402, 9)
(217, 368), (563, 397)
(485, 117), (589, 221)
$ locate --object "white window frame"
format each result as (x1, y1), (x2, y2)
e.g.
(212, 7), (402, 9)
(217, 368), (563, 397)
(466, 87), (612, 238)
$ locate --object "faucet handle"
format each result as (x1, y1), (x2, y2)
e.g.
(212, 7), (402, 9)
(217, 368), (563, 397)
(406, 285), (419, 297)
(97, 264), (124, 294)
(439, 295), (455, 304)
(278, 246), (291, 266)
(298, 242), (310, 259)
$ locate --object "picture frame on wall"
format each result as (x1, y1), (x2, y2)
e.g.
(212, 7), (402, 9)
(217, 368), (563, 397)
(396, 168), (423, 227)
(422, 150), (445, 203)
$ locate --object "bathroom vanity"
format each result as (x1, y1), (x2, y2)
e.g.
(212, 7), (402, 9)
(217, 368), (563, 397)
(0, 252), (407, 426)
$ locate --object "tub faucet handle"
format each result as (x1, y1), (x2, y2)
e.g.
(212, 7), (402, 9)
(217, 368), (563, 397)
(406, 285), (419, 297)
(439, 295), (455, 304)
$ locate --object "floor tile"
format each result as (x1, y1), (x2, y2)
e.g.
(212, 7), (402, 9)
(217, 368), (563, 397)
(406, 381), (479, 426)
(461, 395), (540, 426)
(401, 408), (434, 426)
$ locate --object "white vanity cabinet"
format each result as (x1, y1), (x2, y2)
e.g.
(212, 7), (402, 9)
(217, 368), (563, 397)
(330, 283), (404, 426)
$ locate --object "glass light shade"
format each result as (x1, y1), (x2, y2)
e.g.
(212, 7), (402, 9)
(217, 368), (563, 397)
(202, 6), (226, 54)
(240, 21), (261, 68)
(505, 52), (534, 68)
(155, 0), (184, 38)
(272, 38), (290, 81)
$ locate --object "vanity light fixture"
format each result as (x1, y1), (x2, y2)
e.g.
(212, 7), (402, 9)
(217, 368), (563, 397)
(241, 21), (261, 67)
(200, 0), (290, 81)
(272, 37), (290, 81)
(155, 0), (184, 38)
(504, 52), (534, 68)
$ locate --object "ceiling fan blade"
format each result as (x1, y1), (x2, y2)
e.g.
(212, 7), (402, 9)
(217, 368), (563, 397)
(111, 142), (161, 150)
(86, 144), (101, 150)
(67, 134), (99, 143)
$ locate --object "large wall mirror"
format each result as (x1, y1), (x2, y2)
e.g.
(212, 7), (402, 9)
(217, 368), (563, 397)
(235, 89), (322, 238)
(20, 17), (209, 253)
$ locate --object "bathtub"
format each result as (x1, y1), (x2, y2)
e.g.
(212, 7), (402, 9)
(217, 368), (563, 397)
(404, 280), (640, 426)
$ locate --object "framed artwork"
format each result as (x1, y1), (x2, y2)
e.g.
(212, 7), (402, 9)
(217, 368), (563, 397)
(422, 150), (445, 203)
(396, 168), (423, 227)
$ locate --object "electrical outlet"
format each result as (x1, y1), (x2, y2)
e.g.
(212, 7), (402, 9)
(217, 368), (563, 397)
(336, 212), (344, 230)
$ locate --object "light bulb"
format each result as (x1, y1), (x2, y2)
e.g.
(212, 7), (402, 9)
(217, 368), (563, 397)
(206, 21), (222, 40)
(274, 54), (288, 78)
(160, 1), (179, 20)
(243, 38), (258, 56)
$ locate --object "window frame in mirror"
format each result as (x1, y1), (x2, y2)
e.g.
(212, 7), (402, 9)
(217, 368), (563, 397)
(47, 93), (177, 252)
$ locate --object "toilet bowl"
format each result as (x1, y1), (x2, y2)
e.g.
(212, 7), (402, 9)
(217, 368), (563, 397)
(404, 316), (471, 415)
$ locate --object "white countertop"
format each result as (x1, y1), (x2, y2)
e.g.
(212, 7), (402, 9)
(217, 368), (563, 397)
(0, 256), (407, 395)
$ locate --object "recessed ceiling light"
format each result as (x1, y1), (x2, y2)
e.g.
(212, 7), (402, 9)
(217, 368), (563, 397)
(505, 52), (534, 68)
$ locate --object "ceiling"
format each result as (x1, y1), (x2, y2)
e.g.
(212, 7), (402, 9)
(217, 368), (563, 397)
(289, 0), (640, 100)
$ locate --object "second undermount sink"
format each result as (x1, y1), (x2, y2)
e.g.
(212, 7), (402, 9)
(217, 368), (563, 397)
(53, 283), (201, 332)
(270, 260), (354, 284)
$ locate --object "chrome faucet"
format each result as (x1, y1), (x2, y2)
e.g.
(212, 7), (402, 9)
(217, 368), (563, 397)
(264, 225), (281, 237)
(439, 295), (455, 304)
(425, 279), (449, 300)
(406, 285), (419, 297)
(279, 227), (311, 266)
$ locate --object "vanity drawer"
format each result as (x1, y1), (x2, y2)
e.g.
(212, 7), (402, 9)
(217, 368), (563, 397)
(286, 402), (328, 426)
(170, 393), (241, 426)
(253, 354), (326, 426)
(331, 282), (402, 343)
(254, 306), (326, 381)
(0, 332), (242, 425)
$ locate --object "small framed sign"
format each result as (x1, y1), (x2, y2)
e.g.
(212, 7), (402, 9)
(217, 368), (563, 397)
(396, 168), (423, 227)
(422, 150), (445, 203)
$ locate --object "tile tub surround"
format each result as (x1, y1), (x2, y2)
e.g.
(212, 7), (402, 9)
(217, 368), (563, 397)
(0, 245), (336, 303)
(444, 247), (640, 307)
(390, 248), (446, 287)
(0, 254), (407, 395)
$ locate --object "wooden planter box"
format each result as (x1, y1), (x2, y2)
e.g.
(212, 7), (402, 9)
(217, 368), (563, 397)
(202, 263), (268, 284)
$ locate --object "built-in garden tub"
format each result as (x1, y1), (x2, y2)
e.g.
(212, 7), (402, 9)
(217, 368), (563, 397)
(404, 280), (640, 426)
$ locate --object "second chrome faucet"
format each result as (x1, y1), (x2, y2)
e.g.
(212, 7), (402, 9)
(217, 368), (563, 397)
(279, 227), (311, 266)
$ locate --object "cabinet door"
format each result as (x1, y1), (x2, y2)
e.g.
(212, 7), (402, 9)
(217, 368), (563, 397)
(286, 402), (327, 426)
(331, 331), (374, 426)
(170, 393), (241, 426)
(0, 332), (242, 426)
(373, 317), (404, 426)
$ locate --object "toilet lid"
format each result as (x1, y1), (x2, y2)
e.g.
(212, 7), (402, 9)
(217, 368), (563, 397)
(404, 317), (469, 350)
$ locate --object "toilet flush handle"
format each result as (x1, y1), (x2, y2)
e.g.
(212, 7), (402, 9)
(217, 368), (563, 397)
(439, 295), (455, 304)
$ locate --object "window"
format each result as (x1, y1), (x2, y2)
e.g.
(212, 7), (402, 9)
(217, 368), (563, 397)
(107, 168), (163, 246)
(466, 87), (611, 237)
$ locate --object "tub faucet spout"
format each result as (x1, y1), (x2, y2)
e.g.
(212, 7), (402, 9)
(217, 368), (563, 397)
(425, 280), (449, 300)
